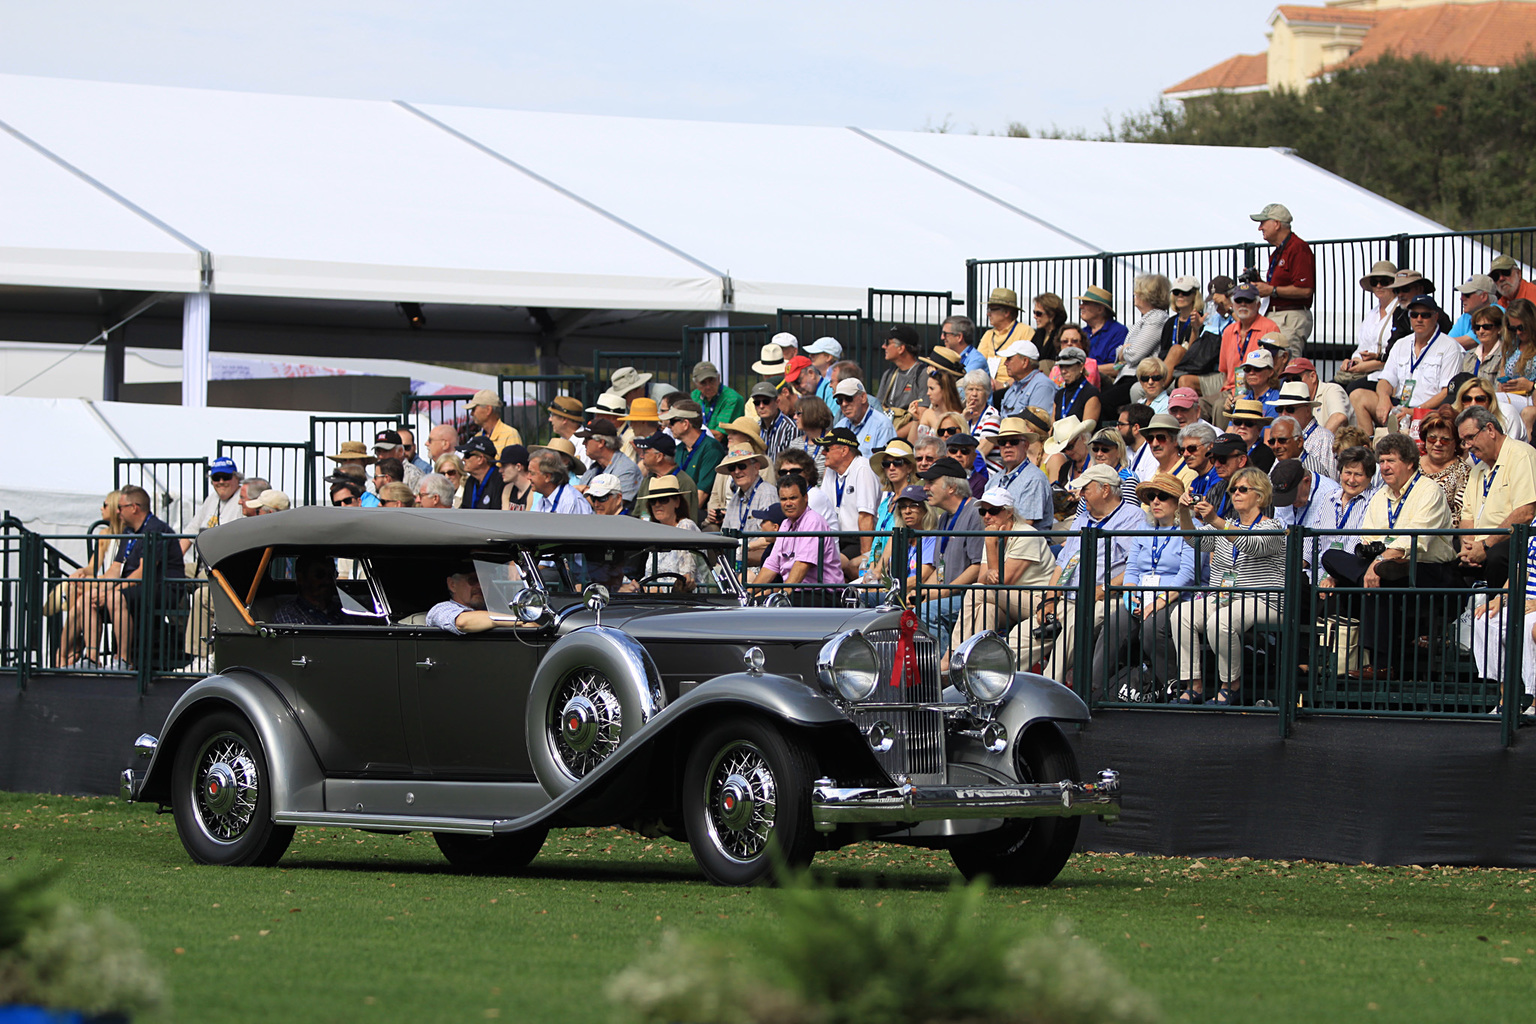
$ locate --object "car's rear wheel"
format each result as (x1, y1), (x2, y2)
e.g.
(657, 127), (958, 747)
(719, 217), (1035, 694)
(171, 710), (294, 867)
(950, 736), (1081, 886)
(434, 829), (548, 873)
(682, 716), (815, 886)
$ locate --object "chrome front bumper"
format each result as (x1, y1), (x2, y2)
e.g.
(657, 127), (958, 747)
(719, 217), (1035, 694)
(811, 769), (1121, 833)
(120, 733), (158, 801)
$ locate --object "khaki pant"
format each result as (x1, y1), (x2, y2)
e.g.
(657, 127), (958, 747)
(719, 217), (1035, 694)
(184, 569), (210, 658)
(1007, 598), (1106, 687)
(1170, 592), (1280, 687)
(951, 586), (1045, 653)
(1268, 308), (1312, 357)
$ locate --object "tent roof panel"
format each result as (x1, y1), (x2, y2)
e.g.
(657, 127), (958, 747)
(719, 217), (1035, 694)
(0, 75), (721, 308)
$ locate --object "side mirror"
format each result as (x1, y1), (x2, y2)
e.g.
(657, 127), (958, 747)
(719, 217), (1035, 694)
(510, 589), (550, 624)
(585, 585), (611, 626)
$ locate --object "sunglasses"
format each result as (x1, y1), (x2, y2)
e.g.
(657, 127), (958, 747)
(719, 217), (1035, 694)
(332, 496), (359, 506)
(998, 439), (1025, 447)
(1408, 310), (1435, 320)
(834, 394), (856, 404)
(1032, 308), (1047, 317)
(442, 469), (461, 477)
(1180, 444), (1206, 455)
(937, 427), (960, 437)
(1229, 485), (1255, 495)
(1491, 269), (1514, 281)
(1392, 285), (1420, 295)
(1466, 394), (1491, 405)
(1216, 453), (1244, 463)
(1367, 277), (1393, 288)
(1514, 324), (1528, 335)
(751, 396), (775, 405)
(1090, 443), (1116, 454)
(977, 506), (1007, 516)
(1425, 434), (1455, 445)
(1171, 289), (1194, 297)
(1146, 492), (1178, 502)
(940, 329), (963, 338)
(1233, 298), (1257, 305)
(1474, 323), (1498, 332)
(1146, 433), (1173, 444)
(1138, 374), (1162, 383)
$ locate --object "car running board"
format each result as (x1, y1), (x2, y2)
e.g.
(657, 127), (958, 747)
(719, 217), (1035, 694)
(274, 810), (515, 835)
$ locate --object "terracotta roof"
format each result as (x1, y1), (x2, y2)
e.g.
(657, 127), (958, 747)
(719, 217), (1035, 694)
(1163, 52), (1268, 96)
(1273, 5), (1378, 28)
(1322, 2), (1536, 73)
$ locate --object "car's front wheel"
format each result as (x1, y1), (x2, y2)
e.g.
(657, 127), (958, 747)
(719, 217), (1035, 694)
(434, 829), (548, 873)
(950, 736), (1080, 886)
(682, 716), (816, 886)
(170, 710), (295, 866)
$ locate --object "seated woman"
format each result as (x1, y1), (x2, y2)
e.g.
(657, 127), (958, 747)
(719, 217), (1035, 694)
(1470, 533), (1536, 715)
(948, 487), (1055, 666)
(636, 475), (708, 593)
(1134, 356), (1171, 414)
(57, 490), (125, 668)
(860, 439), (918, 585)
(1090, 473), (1196, 700)
(1169, 467), (1285, 705)
(1086, 428), (1143, 505)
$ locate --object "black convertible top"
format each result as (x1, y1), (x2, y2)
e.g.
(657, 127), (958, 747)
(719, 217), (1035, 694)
(198, 506), (739, 565)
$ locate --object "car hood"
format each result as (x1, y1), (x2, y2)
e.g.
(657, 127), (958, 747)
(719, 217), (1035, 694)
(559, 605), (905, 644)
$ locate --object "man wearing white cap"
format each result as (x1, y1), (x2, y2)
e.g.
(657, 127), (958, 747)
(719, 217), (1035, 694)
(803, 337), (842, 404)
(1234, 347), (1283, 420)
(997, 338), (1056, 419)
(831, 377), (896, 458)
(467, 389), (522, 453)
(1020, 463), (1143, 686)
(948, 486), (1056, 661)
(1450, 274), (1501, 345)
(585, 474), (628, 516)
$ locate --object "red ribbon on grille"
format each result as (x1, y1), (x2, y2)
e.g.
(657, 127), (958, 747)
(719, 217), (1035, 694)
(890, 609), (919, 689)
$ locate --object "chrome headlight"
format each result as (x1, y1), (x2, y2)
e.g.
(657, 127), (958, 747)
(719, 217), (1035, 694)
(951, 632), (1015, 704)
(816, 630), (880, 703)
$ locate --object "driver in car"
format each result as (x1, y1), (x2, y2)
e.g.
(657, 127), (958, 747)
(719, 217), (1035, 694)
(426, 563), (515, 634)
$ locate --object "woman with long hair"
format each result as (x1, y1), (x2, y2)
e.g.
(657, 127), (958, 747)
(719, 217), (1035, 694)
(434, 453), (467, 505)
(787, 395), (833, 476)
(640, 475), (707, 593)
(864, 440), (917, 576)
(1498, 298), (1536, 436)
(913, 350), (965, 439)
(1463, 304), (1509, 385)
(1087, 428), (1144, 505)
(57, 491), (126, 668)
(1029, 292), (1068, 365)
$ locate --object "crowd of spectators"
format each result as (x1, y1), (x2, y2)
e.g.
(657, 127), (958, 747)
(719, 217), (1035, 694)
(58, 204), (1536, 713)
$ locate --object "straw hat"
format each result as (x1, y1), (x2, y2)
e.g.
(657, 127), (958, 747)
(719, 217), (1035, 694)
(1075, 285), (1113, 308)
(645, 474), (686, 500)
(720, 416), (766, 453)
(717, 447), (768, 470)
(548, 395), (586, 423)
(918, 347), (964, 377)
(1359, 259), (1398, 290)
(532, 437), (579, 459)
(870, 439), (917, 474)
(1271, 381), (1319, 409)
(621, 398), (660, 423)
(1136, 472), (1187, 504)
(1043, 415), (1093, 457)
(327, 440), (376, 464)
(1228, 399), (1273, 425)
(987, 287), (1020, 310)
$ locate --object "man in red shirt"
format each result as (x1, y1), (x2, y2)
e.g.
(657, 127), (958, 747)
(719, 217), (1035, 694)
(1250, 203), (1315, 358)
(1209, 284), (1278, 420)
(1491, 254), (1536, 308)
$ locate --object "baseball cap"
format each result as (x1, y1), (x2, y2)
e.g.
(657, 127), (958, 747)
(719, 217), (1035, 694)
(691, 360), (721, 384)
(1282, 357), (1316, 376)
(1242, 349), (1275, 370)
(1250, 202), (1293, 224)
(832, 377), (866, 398)
(749, 381), (778, 400)
(458, 435), (497, 461)
(977, 486), (1015, 511)
(813, 426), (861, 449)
(209, 456), (239, 476)
(998, 338), (1040, 361)
(1232, 284), (1261, 302)
(895, 484), (929, 504)
(804, 336), (843, 358)
(770, 331), (799, 351)
(1406, 293), (1441, 311)
(586, 473), (623, 499)
(1171, 274), (1200, 293)
(1066, 464), (1122, 491)
(1168, 387), (1198, 410)
(1269, 459), (1307, 504)
(576, 419), (619, 440)
(633, 432), (677, 457)
(1208, 275), (1235, 296)
(886, 325), (922, 349)
(750, 503), (787, 525)
(372, 429), (403, 449)
(466, 388), (502, 410)
(917, 456), (968, 481)
(1459, 274), (1497, 295)
(497, 443), (529, 468)
(243, 489), (290, 512)
(1212, 433), (1246, 458)
(1490, 255), (1518, 272)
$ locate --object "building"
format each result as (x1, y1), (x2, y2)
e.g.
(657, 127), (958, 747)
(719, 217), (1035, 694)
(1166, 0), (1536, 101)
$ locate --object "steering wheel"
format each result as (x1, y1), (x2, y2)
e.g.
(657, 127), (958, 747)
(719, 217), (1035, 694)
(637, 572), (689, 593)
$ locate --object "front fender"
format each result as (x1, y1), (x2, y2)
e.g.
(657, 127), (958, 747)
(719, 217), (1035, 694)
(133, 669), (326, 814)
(948, 671), (1090, 779)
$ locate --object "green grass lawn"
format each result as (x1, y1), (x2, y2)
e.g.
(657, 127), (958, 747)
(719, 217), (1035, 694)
(3, 789), (1533, 1023)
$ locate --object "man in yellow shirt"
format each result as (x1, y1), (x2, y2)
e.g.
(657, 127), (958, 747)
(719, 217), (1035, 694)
(1457, 405), (1536, 587)
(467, 389), (522, 452)
(977, 287), (1034, 392)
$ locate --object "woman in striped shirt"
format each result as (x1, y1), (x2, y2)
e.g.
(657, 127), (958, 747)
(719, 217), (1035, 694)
(1170, 466), (1286, 705)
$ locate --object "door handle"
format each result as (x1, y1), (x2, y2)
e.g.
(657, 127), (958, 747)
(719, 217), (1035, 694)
(416, 658), (437, 670)
(291, 656), (311, 668)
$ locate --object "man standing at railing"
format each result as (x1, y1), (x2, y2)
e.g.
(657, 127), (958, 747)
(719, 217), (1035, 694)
(1456, 405), (1536, 587)
(467, 389), (523, 452)
(102, 485), (185, 672)
(1249, 203), (1314, 357)
(1321, 434), (1456, 680)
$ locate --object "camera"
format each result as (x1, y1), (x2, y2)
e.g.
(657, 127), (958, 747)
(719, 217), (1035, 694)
(1032, 613), (1063, 642)
(1237, 267), (1261, 286)
(1355, 540), (1386, 561)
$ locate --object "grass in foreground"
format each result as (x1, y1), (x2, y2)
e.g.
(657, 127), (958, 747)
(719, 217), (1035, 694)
(2, 790), (1532, 1023)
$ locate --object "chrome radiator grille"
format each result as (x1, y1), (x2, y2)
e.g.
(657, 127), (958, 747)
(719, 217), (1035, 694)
(864, 629), (942, 704)
(848, 707), (946, 779)
(856, 629), (945, 779)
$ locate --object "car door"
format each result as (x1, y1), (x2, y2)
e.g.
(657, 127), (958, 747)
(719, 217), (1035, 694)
(287, 630), (412, 775)
(401, 632), (548, 780)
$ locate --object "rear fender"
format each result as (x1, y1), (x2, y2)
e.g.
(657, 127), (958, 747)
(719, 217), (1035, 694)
(134, 669), (326, 813)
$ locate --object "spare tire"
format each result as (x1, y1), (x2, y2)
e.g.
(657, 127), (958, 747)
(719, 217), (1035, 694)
(525, 626), (666, 796)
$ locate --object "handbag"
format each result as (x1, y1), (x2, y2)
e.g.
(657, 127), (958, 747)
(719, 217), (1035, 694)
(42, 581), (68, 617)
(1323, 615), (1369, 675)
(1177, 331), (1221, 376)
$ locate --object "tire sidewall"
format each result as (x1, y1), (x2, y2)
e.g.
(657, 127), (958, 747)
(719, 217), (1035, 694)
(171, 709), (288, 866)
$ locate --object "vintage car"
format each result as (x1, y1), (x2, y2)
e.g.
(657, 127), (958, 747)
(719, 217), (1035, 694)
(121, 507), (1120, 886)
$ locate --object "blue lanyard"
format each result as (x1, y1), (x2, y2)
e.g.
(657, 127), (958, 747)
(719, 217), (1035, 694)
(1303, 420), (1317, 440)
(1336, 493), (1363, 530)
(1483, 463), (1501, 498)
(939, 498), (968, 554)
(1085, 502), (1119, 532)
(1058, 381), (1085, 417)
(699, 395), (719, 425)
(468, 471), (492, 508)
(1148, 527), (1173, 569)
(1266, 238), (1285, 282)
(736, 479), (761, 532)
(1130, 444), (1149, 473)
(1293, 473), (1318, 527)
(1237, 329), (1261, 363)
(1406, 332), (1440, 379)
(834, 471), (847, 508)
(677, 439), (700, 474)
(547, 485), (567, 512)
(1385, 473), (1420, 531)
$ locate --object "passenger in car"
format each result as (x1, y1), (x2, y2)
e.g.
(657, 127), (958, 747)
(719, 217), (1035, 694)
(425, 563), (511, 634)
(272, 555), (347, 626)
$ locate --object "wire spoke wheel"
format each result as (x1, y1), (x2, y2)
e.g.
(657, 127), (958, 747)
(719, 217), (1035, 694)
(190, 732), (261, 844)
(548, 668), (624, 781)
(703, 741), (778, 863)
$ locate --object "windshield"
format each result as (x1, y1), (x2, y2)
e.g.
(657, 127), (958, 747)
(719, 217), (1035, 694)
(527, 543), (740, 598)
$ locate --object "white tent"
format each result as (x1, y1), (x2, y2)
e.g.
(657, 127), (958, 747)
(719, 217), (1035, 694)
(0, 72), (1454, 318)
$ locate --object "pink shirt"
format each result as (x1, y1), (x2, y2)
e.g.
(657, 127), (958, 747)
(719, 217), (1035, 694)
(762, 507), (845, 585)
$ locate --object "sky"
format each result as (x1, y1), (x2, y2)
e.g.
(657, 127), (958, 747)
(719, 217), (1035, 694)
(0, 0), (1284, 135)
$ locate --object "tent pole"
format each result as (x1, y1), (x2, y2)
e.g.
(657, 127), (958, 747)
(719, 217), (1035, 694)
(181, 290), (210, 408)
